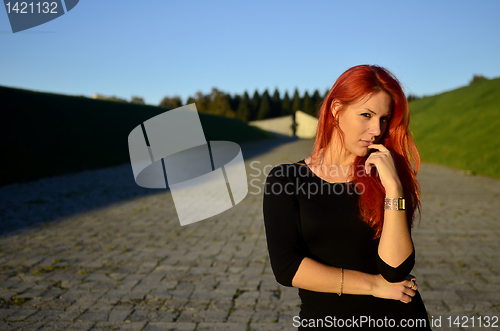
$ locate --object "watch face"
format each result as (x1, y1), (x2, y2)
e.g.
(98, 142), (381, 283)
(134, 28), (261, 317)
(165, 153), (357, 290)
(398, 198), (405, 211)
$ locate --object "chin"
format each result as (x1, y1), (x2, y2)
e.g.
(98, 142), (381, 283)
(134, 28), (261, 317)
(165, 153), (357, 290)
(357, 148), (370, 157)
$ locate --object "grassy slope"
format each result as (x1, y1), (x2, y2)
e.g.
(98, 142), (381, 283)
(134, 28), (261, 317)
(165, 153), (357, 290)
(409, 77), (500, 179)
(0, 86), (271, 186)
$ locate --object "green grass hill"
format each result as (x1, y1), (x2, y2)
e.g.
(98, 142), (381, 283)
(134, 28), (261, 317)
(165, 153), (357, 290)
(0, 86), (271, 187)
(410, 77), (500, 179)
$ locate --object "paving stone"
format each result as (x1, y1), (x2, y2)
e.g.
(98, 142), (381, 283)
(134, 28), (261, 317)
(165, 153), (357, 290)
(207, 297), (233, 311)
(25, 308), (65, 322)
(92, 321), (147, 330)
(77, 309), (110, 322)
(108, 308), (133, 322)
(0, 289), (14, 300)
(0, 308), (20, 319)
(249, 322), (285, 331)
(39, 321), (71, 330)
(7, 321), (46, 330)
(103, 289), (129, 299)
(5, 308), (38, 321)
(146, 310), (178, 322)
(252, 310), (279, 323)
(121, 289), (150, 300)
(143, 322), (197, 331)
(227, 310), (254, 324)
(197, 322), (248, 330)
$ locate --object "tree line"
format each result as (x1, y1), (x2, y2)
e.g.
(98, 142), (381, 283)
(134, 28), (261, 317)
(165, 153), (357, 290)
(158, 86), (429, 122)
(98, 74), (487, 121)
(106, 84), (443, 122)
(159, 88), (327, 122)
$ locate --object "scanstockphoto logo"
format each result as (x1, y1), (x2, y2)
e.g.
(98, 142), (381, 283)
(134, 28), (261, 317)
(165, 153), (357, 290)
(128, 104), (248, 226)
(3, 0), (79, 33)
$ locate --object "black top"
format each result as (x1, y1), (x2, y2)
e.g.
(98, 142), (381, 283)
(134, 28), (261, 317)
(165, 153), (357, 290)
(263, 161), (431, 330)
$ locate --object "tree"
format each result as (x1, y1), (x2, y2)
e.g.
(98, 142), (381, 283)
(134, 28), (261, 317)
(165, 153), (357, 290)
(236, 91), (251, 122)
(291, 88), (302, 113)
(302, 91), (312, 115)
(270, 88), (282, 118)
(311, 89), (322, 115)
(257, 89), (272, 120)
(469, 74), (488, 85)
(250, 90), (261, 121)
(406, 94), (421, 102)
(159, 96), (183, 109)
(229, 94), (241, 114)
(130, 96), (145, 105)
(207, 88), (235, 117)
(219, 94), (235, 117)
(281, 91), (291, 116)
(188, 91), (209, 112)
(92, 93), (127, 103)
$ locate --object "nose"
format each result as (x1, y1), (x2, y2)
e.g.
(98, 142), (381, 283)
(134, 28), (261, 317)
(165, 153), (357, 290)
(369, 119), (381, 137)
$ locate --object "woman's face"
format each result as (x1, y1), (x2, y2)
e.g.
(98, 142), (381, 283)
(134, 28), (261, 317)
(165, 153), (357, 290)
(333, 91), (392, 158)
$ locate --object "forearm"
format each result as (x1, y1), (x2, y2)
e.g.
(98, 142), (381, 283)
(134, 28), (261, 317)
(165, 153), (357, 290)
(378, 185), (414, 267)
(291, 257), (418, 303)
(291, 257), (375, 295)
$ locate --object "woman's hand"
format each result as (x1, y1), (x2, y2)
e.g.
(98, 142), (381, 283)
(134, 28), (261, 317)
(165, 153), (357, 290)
(371, 274), (418, 303)
(365, 144), (402, 193)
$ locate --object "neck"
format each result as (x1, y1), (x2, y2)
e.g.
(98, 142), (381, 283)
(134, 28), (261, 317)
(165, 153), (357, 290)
(320, 132), (355, 167)
(309, 135), (356, 181)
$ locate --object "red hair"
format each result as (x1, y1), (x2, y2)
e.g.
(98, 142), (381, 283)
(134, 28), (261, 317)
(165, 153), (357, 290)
(311, 65), (421, 239)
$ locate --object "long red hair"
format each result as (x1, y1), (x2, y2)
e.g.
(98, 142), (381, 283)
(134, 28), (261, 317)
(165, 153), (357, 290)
(311, 65), (420, 239)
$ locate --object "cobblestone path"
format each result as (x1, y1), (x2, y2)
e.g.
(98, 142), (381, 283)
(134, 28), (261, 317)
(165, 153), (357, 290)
(1, 138), (499, 330)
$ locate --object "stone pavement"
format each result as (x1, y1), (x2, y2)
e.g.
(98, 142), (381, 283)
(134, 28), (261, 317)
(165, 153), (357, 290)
(0, 138), (499, 330)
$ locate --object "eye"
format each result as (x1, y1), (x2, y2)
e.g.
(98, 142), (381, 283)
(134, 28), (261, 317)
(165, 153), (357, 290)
(361, 113), (371, 118)
(381, 117), (389, 122)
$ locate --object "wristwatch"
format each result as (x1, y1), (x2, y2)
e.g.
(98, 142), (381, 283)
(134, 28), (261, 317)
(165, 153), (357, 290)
(384, 197), (405, 210)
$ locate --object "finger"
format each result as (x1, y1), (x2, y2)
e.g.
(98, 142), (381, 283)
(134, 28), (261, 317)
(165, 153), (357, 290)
(405, 275), (417, 287)
(364, 159), (371, 174)
(405, 274), (416, 281)
(368, 144), (389, 152)
(364, 159), (379, 174)
(404, 287), (416, 297)
(400, 293), (413, 303)
(364, 153), (382, 174)
(404, 280), (417, 288)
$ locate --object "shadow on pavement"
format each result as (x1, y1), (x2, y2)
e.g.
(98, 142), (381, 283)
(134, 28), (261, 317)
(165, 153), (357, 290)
(0, 136), (300, 238)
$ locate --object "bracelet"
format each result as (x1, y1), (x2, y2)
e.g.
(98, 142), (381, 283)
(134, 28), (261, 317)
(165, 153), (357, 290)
(384, 197), (405, 210)
(338, 267), (344, 296)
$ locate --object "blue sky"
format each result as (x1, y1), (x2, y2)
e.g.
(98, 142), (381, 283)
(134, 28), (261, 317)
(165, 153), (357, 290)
(1, 0), (499, 105)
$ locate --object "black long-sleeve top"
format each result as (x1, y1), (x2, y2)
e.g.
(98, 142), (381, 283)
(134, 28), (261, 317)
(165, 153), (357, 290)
(263, 162), (430, 330)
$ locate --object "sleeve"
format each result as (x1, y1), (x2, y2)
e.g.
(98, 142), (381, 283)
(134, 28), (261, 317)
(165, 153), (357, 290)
(376, 248), (415, 283)
(263, 165), (307, 287)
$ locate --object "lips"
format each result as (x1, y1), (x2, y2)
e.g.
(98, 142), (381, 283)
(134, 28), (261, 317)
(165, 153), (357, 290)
(360, 140), (374, 147)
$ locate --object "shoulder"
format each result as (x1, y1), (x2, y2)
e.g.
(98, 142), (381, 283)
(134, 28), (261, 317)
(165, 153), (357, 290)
(265, 161), (307, 183)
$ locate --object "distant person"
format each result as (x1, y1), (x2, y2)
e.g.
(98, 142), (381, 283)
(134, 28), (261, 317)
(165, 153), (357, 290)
(263, 65), (431, 330)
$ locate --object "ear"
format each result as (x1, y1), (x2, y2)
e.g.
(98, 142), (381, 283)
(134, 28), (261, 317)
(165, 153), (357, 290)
(330, 100), (341, 118)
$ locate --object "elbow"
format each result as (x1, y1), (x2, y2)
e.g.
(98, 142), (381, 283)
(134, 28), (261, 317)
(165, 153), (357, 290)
(270, 260), (299, 287)
(377, 250), (415, 283)
(271, 265), (293, 287)
(274, 271), (294, 287)
(380, 269), (413, 283)
(268, 254), (304, 288)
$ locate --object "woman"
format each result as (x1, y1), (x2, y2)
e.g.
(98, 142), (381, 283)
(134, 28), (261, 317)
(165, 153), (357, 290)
(263, 65), (431, 330)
